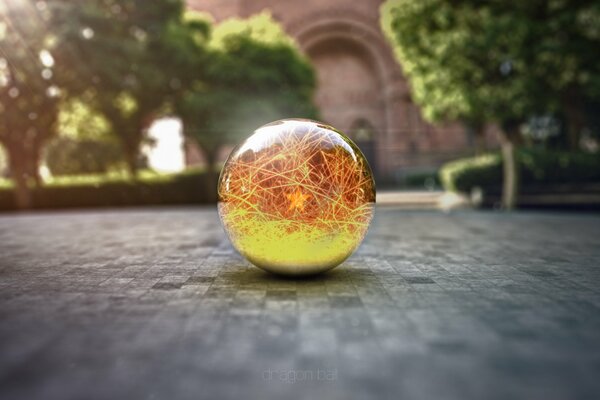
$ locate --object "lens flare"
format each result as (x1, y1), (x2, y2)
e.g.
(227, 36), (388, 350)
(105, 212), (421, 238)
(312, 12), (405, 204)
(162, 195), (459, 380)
(218, 119), (375, 276)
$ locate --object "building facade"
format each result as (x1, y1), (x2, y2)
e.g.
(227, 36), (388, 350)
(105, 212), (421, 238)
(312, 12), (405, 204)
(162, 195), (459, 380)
(188, 0), (478, 179)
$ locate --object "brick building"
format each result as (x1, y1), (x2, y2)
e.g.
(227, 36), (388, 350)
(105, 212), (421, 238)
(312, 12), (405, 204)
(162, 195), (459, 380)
(187, 0), (485, 180)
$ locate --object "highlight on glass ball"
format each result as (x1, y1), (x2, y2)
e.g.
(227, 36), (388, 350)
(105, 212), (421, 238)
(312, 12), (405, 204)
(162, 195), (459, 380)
(218, 119), (376, 276)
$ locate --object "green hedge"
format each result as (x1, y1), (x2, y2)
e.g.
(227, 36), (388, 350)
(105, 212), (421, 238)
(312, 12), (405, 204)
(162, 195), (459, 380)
(0, 169), (214, 211)
(403, 170), (442, 189)
(440, 149), (600, 193)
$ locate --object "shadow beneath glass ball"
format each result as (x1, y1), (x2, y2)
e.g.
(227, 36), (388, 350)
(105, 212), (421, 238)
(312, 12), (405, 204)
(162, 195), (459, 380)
(220, 263), (379, 286)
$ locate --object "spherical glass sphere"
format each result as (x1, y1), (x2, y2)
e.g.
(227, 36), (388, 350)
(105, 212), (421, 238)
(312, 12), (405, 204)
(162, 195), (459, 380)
(218, 119), (376, 276)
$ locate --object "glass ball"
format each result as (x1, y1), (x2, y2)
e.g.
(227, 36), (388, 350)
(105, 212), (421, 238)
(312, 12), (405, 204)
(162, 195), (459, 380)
(218, 119), (376, 276)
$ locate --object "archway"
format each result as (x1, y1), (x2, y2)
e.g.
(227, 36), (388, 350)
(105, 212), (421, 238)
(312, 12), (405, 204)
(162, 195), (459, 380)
(304, 37), (385, 177)
(289, 12), (406, 177)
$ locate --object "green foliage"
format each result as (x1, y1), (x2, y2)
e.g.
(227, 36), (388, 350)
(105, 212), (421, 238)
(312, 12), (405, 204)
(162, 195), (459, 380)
(209, 12), (295, 49)
(381, 0), (470, 122)
(53, 0), (209, 173)
(440, 150), (600, 193)
(43, 168), (183, 186)
(382, 0), (600, 208)
(0, 0), (319, 207)
(176, 12), (317, 157)
(381, 0), (550, 125)
(440, 154), (502, 193)
(45, 137), (123, 176)
(58, 98), (112, 140)
(0, 168), (213, 210)
(403, 171), (441, 190)
(381, 0), (600, 128)
(0, 1), (62, 182)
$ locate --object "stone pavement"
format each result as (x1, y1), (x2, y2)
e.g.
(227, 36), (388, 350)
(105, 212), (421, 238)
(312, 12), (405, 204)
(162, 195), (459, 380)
(0, 207), (599, 400)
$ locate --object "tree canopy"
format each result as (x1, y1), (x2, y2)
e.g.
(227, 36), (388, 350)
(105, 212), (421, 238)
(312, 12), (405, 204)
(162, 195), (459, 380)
(176, 12), (317, 164)
(381, 0), (600, 142)
(0, 0), (62, 207)
(0, 1), (317, 208)
(53, 0), (209, 175)
(382, 1), (540, 125)
(381, 0), (600, 208)
(174, 12), (317, 200)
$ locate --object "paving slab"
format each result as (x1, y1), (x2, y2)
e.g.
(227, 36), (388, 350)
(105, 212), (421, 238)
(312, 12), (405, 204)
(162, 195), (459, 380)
(0, 207), (599, 400)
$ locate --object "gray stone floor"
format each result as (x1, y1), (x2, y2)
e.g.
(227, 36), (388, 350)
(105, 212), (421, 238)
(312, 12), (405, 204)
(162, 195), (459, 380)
(0, 207), (599, 400)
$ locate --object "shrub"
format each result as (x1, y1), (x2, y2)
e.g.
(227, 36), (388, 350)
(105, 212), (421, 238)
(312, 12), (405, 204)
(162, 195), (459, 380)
(440, 153), (502, 193)
(0, 168), (213, 211)
(45, 137), (123, 176)
(403, 170), (442, 190)
(440, 149), (600, 193)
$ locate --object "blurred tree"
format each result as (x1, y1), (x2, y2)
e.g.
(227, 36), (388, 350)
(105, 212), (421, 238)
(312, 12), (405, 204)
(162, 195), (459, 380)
(0, 1), (62, 208)
(469, 1), (600, 151)
(53, 0), (208, 177)
(58, 97), (112, 141)
(175, 12), (317, 200)
(45, 137), (122, 176)
(44, 98), (123, 176)
(382, 0), (562, 209)
(0, 143), (7, 177)
(381, 1), (489, 155)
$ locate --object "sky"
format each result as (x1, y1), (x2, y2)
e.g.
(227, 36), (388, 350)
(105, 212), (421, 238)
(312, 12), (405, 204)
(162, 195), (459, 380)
(144, 118), (186, 173)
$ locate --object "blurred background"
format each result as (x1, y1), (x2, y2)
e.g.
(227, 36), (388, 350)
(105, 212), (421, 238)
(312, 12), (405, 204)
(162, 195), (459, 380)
(0, 0), (599, 211)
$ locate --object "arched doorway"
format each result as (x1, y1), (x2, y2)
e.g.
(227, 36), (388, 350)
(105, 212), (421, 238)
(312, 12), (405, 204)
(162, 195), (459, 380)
(305, 37), (385, 175)
(288, 11), (414, 177)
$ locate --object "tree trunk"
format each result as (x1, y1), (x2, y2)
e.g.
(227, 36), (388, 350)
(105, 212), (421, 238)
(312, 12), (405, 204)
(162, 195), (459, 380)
(499, 124), (521, 210)
(562, 87), (585, 151)
(7, 148), (33, 210)
(124, 149), (139, 179)
(121, 137), (140, 180)
(473, 125), (486, 156)
(465, 120), (486, 156)
(201, 146), (219, 203)
(31, 168), (42, 187)
(115, 115), (145, 180)
(13, 173), (32, 210)
(29, 143), (43, 188)
(564, 103), (584, 151)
